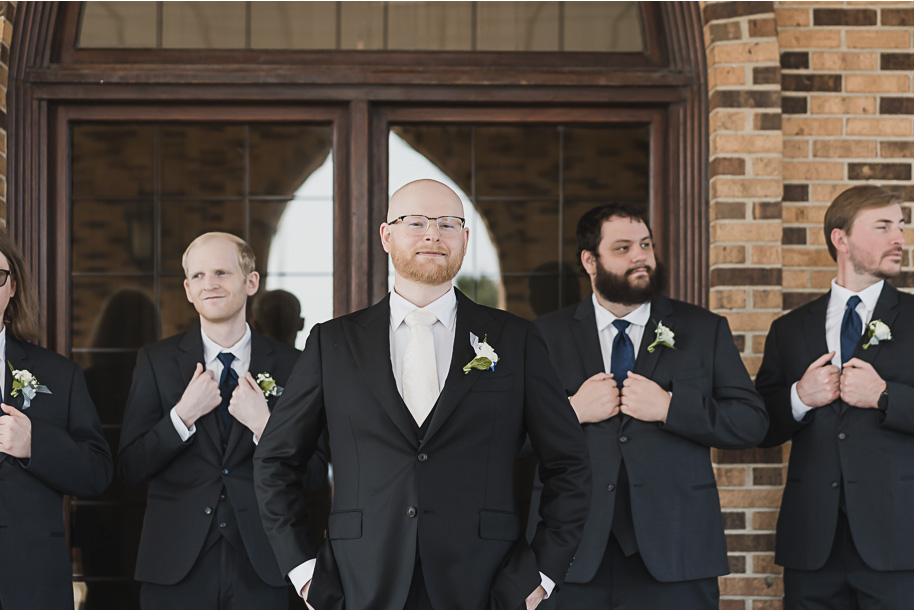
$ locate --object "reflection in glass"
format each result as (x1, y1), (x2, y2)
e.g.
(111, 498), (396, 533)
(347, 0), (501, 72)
(340, 1), (385, 50)
(78, 1), (157, 48)
(70, 121), (334, 605)
(477, 2), (559, 51)
(391, 123), (649, 319)
(162, 1), (246, 49)
(387, 2), (473, 51)
(564, 2), (644, 52)
(251, 1), (338, 50)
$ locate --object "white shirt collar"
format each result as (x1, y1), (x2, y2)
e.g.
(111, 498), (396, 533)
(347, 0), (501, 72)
(390, 286), (458, 332)
(592, 294), (651, 331)
(830, 278), (883, 314)
(201, 323), (252, 366)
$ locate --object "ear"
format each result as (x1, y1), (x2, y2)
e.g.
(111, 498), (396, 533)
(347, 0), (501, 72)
(461, 226), (470, 254)
(831, 228), (849, 255)
(580, 250), (598, 276)
(9, 276), (15, 299)
(380, 223), (393, 254)
(184, 279), (193, 304)
(246, 271), (260, 296)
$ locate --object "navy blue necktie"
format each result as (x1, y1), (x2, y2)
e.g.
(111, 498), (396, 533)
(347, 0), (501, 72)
(840, 295), (863, 366)
(611, 320), (635, 384)
(217, 352), (238, 431)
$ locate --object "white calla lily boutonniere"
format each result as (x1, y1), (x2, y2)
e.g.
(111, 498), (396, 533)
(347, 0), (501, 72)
(463, 333), (499, 374)
(862, 319), (892, 350)
(646, 321), (676, 353)
(8, 361), (51, 410)
(255, 372), (284, 398)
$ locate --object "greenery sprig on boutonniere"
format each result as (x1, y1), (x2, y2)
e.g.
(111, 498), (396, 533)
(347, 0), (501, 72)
(862, 319), (892, 350)
(255, 372), (283, 398)
(8, 361), (51, 410)
(646, 320), (676, 353)
(463, 333), (499, 374)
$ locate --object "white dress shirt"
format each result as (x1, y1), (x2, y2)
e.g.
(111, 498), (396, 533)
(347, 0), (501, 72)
(592, 294), (651, 370)
(790, 279), (883, 421)
(169, 324), (253, 440)
(289, 287), (557, 600)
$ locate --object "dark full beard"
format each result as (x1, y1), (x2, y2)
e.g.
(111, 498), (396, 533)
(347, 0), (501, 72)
(593, 258), (666, 306)
(391, 244), (465, 285)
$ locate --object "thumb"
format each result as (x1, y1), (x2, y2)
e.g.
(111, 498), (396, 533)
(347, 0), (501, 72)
(809, 351), (835, 370)
(588, 372), (612, 381)
(2, 403), (20, 417)
(191, 362), (205, 381)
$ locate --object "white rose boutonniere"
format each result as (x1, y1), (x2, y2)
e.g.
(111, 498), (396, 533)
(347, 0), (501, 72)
(255, 372), (283, 398)
(8, 361), (52, 410)
(463, 333), (499, 374)
(862, 319), (892, 350)
(646, 321), (676, 353)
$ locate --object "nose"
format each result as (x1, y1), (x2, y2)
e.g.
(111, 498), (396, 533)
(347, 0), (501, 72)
(422, 222), (442, 241)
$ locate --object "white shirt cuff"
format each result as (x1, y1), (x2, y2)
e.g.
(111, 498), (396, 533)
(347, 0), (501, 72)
(790, 382), (814, 422)
(170, 407), (196, 441)
(289, 559), (316, 599)
(540, 571), (555, 599)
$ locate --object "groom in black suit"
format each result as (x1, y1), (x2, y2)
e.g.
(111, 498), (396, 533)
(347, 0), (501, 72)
(756, 185), (914, 608)
(119, 232), (327, 609)
(255, 179), (591, 609)
(530, 203), (768, 609)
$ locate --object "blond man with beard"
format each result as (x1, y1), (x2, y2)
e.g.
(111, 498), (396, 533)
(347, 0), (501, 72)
(255, 179), (591, 610)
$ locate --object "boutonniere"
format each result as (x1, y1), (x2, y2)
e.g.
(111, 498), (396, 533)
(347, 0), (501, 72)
(463, 333), (499, 374)
(862, 319), (892, 349)
(646, 320), (676, 353)
(255, 372), (284, 398)
(8, 362), (52, 410)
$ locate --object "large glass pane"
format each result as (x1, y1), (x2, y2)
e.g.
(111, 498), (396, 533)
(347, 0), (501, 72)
(340, 1), (385, 50)
(389, 122), (650, 319)
(70, 120), (335, 606)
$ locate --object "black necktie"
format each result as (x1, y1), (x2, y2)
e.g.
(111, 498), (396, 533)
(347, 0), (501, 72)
(217, 352), (238, 431)
(840, 295), (863, 366)
(611, 320), (635, 384)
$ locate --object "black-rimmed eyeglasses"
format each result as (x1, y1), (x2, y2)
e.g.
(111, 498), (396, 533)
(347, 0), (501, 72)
(387, 215), (466, 237)
(0, 270), (9, 288)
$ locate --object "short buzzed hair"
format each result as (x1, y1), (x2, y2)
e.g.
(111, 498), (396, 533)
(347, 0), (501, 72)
(824, 186), (903, 261)
(182, 232), (256, 277)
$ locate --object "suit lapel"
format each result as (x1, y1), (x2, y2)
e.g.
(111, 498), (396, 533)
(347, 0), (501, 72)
(344, 296), (418, 446)
(4, 337), (27, 411)
(176, 327), (221, 450)
(803, 293), (830, 364)
(572, 298), (606, 376)
(622, 296), (674, 427)
(853, 283), (899, 366)
(423, 290), (502, 445)
(225, 331), (276, 457)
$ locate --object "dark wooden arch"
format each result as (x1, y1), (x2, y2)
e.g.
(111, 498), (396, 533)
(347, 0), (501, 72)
(10, 1), (708, 351)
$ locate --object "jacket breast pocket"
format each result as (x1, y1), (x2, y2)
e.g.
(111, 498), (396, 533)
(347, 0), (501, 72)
(328, 510), (362, 540)
(471, 375), (514, 393)
(479, 510), (521, 541)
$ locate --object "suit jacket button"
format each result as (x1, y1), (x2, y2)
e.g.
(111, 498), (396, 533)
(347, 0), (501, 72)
(407, 507), (417, 518)
(222, 469), (229, 475)
(832, 481), (839, 488)
(220, 494), (226, 501)
(418, 453), (428, 462)
(219, 522), (227, 528)
(838, 433), (846, 440)
(619, 436), (629, 443)
(204, 507), (213, 515)
(607, 484), (615, 492)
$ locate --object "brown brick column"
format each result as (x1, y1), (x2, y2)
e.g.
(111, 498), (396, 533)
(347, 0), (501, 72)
(702, 2), (786, 608)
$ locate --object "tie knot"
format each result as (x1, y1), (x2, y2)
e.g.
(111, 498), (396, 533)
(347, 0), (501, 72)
(612, 319), (631, 333)
(846, 295), (861, 311)
(217, 352), (235, 368)
(405, 309), (438, 329)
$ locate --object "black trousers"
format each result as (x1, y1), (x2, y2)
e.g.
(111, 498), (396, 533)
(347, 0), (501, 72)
(784, 511), (914, 609)
(544, 534), (719, 610)
(140, 538), (288, 610)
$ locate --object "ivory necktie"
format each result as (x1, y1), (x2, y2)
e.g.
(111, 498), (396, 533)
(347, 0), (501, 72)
(402, 309), (440, 426)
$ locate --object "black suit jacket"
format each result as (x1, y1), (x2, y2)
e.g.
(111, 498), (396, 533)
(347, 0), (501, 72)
(254, 290), (591, 609)
(118, 326), (317, 586)
(0, 337), (112, 609)
(530, 296), (768, 583)
(756, 283), (914, 571)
